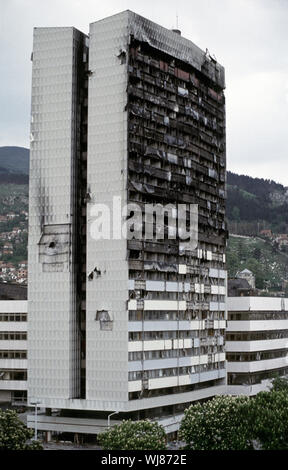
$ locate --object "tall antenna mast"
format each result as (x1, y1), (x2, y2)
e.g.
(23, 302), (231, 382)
(172, 11), (181, 35)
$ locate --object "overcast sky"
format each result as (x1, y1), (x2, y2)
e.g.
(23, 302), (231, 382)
(1, 0), (287, 184)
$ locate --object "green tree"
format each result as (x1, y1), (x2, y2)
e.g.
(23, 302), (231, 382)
(270, 376), (288, 392)
(250, 391), (288, 449)
(98, 419), (166, 450)
(179, 395), (253, 450)
(231, 206), (240, 221)
(237, 240), (246, 262)
(253, 247), (262, 261)
(0, 409), (43, 450)
(226, 250), (239, 277)
(245, 257), (265, 289)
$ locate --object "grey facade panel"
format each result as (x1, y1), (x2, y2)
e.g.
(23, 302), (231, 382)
(28, 27), (87, 402)
(86, 13), (129, 403)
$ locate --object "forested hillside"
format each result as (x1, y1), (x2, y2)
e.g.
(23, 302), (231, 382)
(227, 172), (288, 235)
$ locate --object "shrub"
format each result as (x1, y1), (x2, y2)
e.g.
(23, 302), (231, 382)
(0, 409), (42, 450)
(251, 391), (288, 450)
(98, 419), (166, 450)
(179, 395), (253, 450)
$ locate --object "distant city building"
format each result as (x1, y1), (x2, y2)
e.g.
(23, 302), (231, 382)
(226, 296), (288, 396)
(236, 269), (255, 289)
(228, 278), (256, 297)
(260, 229), (272, 238)
(276, 234), (288, 248)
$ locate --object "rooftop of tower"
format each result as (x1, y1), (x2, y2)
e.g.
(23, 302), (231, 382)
(89, 10), (225, 89)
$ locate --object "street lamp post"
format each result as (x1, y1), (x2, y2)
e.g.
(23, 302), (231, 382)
(107, 411), (119, 428)
(30, 401), (41, 441)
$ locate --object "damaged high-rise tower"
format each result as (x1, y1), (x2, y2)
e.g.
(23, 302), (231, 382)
(28, 11), (227, 436)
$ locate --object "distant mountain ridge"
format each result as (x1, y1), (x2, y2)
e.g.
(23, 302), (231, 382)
(227, 171), (288, 235)
(0, 146), (29, 184)
(0, 147), (287, 235)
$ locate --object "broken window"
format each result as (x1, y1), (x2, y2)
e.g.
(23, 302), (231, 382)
(96, 310), (113, 330)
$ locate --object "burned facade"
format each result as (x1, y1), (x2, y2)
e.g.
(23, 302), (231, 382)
(28, 11), (227, 435)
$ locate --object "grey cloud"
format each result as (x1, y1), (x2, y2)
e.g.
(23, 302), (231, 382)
(0, 0), (287, 183)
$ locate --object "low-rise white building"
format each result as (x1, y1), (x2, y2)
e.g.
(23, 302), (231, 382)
(226, 296), (288, 395)
(235, 269), (255, 289)
(0, 296), (27, 405)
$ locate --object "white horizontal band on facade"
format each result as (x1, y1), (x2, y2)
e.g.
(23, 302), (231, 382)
(0, 323), (27, 332)
(0, 381), (27, 390)
(29, 384), (227, 413)
(0, 341), (27, 350)
(148, 369), (226, 390)
(227, 320), (288, 332)
(226, 382), (272, 396)
(128, 320), (206, 332)
(128, 320), (226, 332)
(128, 337), (224, 352)
(128, 369), (226, 391)
(128, 353), (226, 371)
(0, 301), (27, 313)
(128, 280), (225, 294)
(226, 338), (288, 352)
(129, 355), (210, 372)
(227, 356), (288, 373)
(128, 300), (189, 311)
(128, 338), (195, 352)
(0, 359), (27, 369)
(227, 296), (288, 312)
(143, 300), (187, 311)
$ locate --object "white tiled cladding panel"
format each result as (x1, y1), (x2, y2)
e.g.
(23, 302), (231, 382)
(28, 27), (85, 402)
(86, 13), (129, 402)
(209, 268), (226, 279)
(210, 302), (226, 311)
